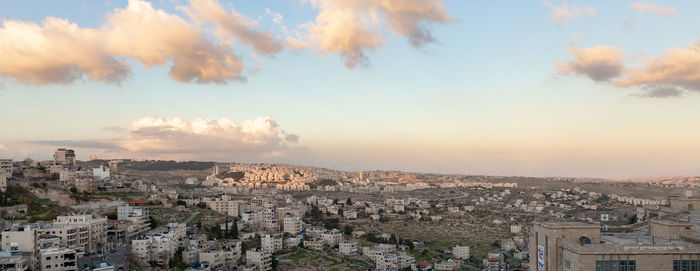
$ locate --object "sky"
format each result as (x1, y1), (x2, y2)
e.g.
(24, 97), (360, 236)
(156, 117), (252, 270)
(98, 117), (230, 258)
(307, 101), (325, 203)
(1, 0), (700, 178)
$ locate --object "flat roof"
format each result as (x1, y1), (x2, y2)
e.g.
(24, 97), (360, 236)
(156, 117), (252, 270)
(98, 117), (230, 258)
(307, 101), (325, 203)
(536, 221), (600, 229)
(602, 226), (692, 246)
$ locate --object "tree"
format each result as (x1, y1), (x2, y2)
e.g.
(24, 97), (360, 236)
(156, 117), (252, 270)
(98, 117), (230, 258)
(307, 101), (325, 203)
(346, 197), (352, 206)
(211, 223), (223, 239)
(229, 219), (239, 239)
(323, 218), (340, 230)
(149, 216), (158, 229)
(343, 225), (353, 236)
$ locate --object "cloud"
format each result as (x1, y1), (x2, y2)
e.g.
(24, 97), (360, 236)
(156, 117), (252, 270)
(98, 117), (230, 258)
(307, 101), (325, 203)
(179, 0), (284, 55)
(617, 41), (700, 92)
(101, 126), (126, 133)
(0, 18), (131, 84)
(555, 46), (625, 81)
(0, 0), (249, 85)
(543, 1), (596, 24)
(300, 0), (454, 68)
(103, 0), (244, 83)
(634, 86), (683, 98)
(119, 117), (299, 159)
(27, 140), (121, 149)
(630, 3), (676, 16)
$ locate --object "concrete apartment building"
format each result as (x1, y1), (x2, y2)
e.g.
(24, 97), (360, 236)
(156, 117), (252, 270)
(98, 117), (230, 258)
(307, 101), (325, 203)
(529, 217), (700, 271)
(131, 234), (177, 266)
(339, 240), (358, 255)
(117, 204), (150, 238)
(260, 234), (282, 253)
(321, 229), (342, 247)
(0, 250), (30, 271)
(245, 248), (272, 271)
(202, 195), (240, 217)
(2, 225), (38, 253)
(453, 244), (470, 260)
(282, 216), (302, 234)
(53, 149), (75, 168)
(0, 172), (7, 192)
(0, 159), (12, 176)
(39, 248), (76, 271)
(39, 226), (79, 251)
(52, 214), (107, 253)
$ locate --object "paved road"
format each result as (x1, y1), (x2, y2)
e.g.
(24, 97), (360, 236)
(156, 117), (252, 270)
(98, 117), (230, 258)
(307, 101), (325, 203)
(183, 212), (200, 224)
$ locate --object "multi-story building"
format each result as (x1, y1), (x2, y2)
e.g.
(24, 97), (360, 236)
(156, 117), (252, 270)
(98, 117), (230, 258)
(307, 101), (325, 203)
(39, 226), (79, 251)
(282, 216), (302, 235)
(131, 234), (177, 266)
(453, 244), (470, 260)
(53, 149), (75, 168)
(0, 159), (12, 176)
(245, 248), (272, 271)
(321, 229), (342, 247)
(52, 214), (107, 253)
(0, 171), (7, 192)
(529, 218), (700, 271)
(198, 249), (228, 270)
(262, 204), (279, 232)
(39, 247), (76, 271)
(303, 238), (324, 251)
(2, 225), (38, 253)
(117, 204), (150, 238)
(339, 240), (357, 255)
(0, 250), (30, 271)
(202, 195), (240, 217)
(260, 234), (282, 253)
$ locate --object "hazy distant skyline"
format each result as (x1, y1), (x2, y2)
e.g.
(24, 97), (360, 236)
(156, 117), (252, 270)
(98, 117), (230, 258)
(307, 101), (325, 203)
(1, 0), (700, 178)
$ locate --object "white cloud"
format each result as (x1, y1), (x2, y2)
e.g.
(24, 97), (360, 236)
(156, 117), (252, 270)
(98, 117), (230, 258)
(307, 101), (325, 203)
(630, 3), (676, 16)
(119, 117), (299, 159)
(104, 0), (244, 83)
(543, 1), (596, 24)
(0, 0), (273, 85)
(300, 0), (454, 68)
(555, 46), (625, 81)
(179, 0), (284, 55)
(0, 18), (130, 84)
(617, 41), (700, 92)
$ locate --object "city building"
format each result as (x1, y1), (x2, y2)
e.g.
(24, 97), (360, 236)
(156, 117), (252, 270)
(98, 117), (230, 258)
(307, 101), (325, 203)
(0, 159), (12, 176)
(339, 240), (357, 255)
(53, 214), (107, 253)
(53, 149), (75, 168)
(453, 244), (470, 260)
(282, 216), (302, 235)
(260, 234), (282, 253)
(529, 218), (700, 271)
(2, 225), (38, 253)
(245, 248), (271, 271)
(39, 247), (76, 271)
(0, 250), (30, 271)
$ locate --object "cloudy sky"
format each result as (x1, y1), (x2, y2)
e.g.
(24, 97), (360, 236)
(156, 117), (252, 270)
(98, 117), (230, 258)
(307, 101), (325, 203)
(1, 0), (700, 178)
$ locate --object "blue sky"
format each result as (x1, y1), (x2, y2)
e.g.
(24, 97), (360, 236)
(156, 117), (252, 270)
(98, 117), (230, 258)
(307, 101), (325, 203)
(1, 0), (699, 178)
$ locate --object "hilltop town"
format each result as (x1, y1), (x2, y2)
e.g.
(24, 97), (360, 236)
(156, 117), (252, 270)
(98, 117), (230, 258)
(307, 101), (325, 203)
(1, 149), (700, 271)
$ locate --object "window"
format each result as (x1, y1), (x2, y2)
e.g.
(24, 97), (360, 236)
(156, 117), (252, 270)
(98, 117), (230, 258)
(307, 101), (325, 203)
(596, 260), (635, 271)
(673, 260), (700, 271)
